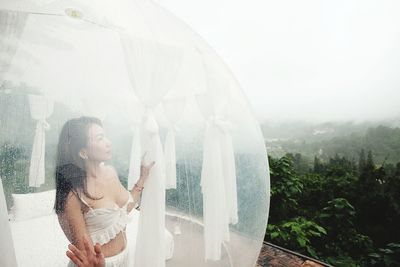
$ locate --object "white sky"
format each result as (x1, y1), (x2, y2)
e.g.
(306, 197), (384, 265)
(155, 0), (400, 123)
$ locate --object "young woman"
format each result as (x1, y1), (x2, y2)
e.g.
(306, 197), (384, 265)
(54, 116), (154, 267)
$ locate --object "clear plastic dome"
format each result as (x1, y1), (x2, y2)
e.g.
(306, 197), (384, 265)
(0, 0), (270, 266)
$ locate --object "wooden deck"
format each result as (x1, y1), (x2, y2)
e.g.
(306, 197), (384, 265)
(165, 214), (261, 267)
(165, 214), (331, 267)
(256, 242), (332, 267)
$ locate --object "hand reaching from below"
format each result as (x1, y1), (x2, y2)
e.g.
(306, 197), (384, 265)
(66, 236), (105, 267)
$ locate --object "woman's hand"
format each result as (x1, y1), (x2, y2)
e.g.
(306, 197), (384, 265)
(66, 236), (105, 267)
(136, 152), (155, 187)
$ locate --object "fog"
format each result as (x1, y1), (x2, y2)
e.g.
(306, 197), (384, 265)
(156, 0), (400, 123)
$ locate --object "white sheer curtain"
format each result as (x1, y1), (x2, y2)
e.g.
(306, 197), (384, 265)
(197, 92), (238, 260)
(0, 178), (18, 267)
(120, 34), (183, 267)
(0, 10), (27, 267)
(199, 114), (230, 261)
(28, 94), (54, 187)
(0, 10), (27, 84)
(163, 97), (186, 189)
(220, 123), (238, 225)
(127, 101), (145, 189)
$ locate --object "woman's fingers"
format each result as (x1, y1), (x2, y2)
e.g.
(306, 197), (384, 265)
(66, 250), (83, 266)
(94, 243), (105, 266)
(141, 160), (155, 170)
(141, 152), (147, 162)
(94, 243), (104, 258)
(94, 243), (101, 254)
(83, 235), (95, 255)
(66, 239), (103, 267)
(68, 244), (85, 261)
(144, 161), (155, 170)
(139, 154), (155, 181)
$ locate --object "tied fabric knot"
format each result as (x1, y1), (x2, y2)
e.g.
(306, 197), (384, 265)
(39, 119), (50, 131)
(143, 110), (159, 134)
(207, 116), (233, 134)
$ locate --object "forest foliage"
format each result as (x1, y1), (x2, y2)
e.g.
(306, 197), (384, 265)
(265, 148), (400, 267)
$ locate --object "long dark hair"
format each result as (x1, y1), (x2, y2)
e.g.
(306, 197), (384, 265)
(54, 116), (103, 214)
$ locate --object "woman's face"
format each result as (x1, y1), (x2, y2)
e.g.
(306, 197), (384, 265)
(81, 123), (112, 162)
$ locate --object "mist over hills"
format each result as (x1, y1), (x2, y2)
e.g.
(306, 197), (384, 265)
(261, 117), (400, 165)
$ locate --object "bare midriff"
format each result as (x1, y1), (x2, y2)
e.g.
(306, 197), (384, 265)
(100, 229), (127, 257)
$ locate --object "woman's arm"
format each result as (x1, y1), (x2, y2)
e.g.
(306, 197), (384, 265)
(57, 191), (94, 251)
(60, 191), (105, 267)
(128, 161), (155, 210)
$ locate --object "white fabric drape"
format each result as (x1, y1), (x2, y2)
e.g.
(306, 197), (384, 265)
(164, 126), (177, 189)
(0, 10), (27, 84)
(126, 102), (144, 190)
(220, 126), (238, 225)
(131, 109), (167, 267)
(28, 95), (54, 187)
(163, 97), (186, 189)
(197, 94), (239, 261)
(120, 33), (183, 267)
(0, 178), (18, 267)
(127, 122), (142, 189)
(201, 116), (230, 261)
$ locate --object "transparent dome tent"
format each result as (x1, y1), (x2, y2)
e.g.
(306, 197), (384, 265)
(0, 0), (270, 266)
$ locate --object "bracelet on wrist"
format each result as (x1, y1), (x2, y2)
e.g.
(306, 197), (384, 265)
(134, 202), (141, 211)
(133, 183), (144, 192)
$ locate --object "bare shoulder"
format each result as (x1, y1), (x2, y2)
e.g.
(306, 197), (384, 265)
(64, 191), (80, 208)
(62, 190), (83, 215)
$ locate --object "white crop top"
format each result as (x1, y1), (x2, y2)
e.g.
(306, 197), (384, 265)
(76, 191), (136, 245)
